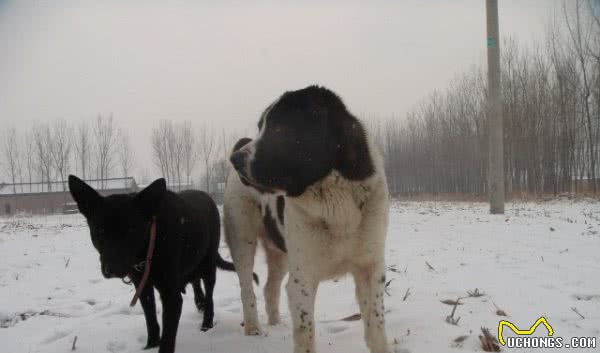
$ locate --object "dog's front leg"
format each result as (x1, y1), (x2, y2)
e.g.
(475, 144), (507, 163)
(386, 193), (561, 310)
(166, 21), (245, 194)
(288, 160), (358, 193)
(229, 236), (260, 335)
(352, 263), (391, 353)
(135, 279), (160, 349)
(286, 270), (318, 353)
(158, 290), (183, 353)
(264, 246), (287, 325)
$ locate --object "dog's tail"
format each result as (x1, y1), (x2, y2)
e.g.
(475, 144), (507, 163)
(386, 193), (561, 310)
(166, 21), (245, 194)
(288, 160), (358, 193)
(217, 253), (259, 285)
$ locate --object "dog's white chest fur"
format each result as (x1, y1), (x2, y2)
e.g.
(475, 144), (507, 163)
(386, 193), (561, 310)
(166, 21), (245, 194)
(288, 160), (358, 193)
(293, 172), (365, 231)
(283, 169), (388, 280)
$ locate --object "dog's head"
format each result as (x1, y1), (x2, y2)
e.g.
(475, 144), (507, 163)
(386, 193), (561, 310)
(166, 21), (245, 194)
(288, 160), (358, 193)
(230, 85), (374, 197)
(68, 175), (166, 279)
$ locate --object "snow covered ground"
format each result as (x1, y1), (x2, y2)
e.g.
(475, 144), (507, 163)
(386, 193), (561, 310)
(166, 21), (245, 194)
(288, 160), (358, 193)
(0, 200), (599, 353)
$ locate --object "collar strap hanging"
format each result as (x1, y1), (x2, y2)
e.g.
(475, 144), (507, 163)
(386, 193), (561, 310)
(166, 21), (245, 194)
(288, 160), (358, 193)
(130, 216), (157, 307)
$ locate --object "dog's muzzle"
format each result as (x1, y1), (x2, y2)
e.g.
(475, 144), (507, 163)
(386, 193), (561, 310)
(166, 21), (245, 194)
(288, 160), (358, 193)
(230, 149), (281, 194)
(101, 261), (128, 279)
(101, 263), (117, 278)
(230, 150), (248, 177)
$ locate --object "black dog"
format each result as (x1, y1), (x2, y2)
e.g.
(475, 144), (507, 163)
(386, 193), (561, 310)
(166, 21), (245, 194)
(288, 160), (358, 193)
(68, 175), (257, 353)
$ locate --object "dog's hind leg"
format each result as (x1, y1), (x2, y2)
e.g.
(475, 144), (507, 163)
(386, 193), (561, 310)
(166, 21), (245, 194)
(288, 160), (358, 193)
(192, 278), (206, 312)
(352, 263), (391, 353)
(264, 246), (288, 325)
(200, 267), (216, 331)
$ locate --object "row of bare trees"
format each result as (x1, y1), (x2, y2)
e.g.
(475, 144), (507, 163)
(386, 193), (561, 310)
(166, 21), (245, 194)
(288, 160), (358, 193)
(150, 120), (198, 191)
(1, 115), (240, 195)
(1, 115), (132, 193)
(374, 0), (600, 197)
(150, 120), (237, 193)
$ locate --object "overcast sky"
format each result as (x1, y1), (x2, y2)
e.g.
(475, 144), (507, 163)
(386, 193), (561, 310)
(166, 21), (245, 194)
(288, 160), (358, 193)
(0, 0), (558, 179)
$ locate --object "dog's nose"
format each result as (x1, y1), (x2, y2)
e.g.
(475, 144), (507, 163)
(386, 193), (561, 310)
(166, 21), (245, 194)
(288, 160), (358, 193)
(101, 262), (116, 278)
(230, 151), (247, 172)
(101, 267), (111, 278)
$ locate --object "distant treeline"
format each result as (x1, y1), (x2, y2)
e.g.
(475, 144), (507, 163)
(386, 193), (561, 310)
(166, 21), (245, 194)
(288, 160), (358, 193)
(3, 1), (598, 199)
(372, 1), (600, 197)
(0, 115), (236, 194)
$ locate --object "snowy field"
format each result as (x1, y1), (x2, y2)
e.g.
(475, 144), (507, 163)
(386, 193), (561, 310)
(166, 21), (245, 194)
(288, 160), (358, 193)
(0, 200), (599, 353)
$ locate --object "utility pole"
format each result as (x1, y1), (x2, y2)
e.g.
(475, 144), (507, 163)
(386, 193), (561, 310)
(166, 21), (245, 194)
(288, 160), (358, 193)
(486, 0), (504, 214)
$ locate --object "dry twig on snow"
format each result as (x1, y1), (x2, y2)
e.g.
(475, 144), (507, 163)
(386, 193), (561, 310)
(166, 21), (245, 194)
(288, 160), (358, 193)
(479, 327), (500, 352)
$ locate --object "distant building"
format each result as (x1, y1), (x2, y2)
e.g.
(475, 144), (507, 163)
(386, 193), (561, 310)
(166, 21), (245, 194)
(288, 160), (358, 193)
(138, 181), (226, 204)
(138, 181), (195, 192)
(0, 177), (138, 216)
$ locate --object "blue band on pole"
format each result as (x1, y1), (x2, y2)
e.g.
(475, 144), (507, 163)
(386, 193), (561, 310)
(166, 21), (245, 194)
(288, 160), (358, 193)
(487, 38), (495, 48)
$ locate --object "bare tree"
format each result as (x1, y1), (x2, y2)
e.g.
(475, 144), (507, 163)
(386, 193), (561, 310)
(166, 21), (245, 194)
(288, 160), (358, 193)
(2, 127), (20, 193)
(34, 123), (54, 192)
(118, 129), (134, 186)
(198, 125), (215, 192)
(150, 120), (194, 190)
(23, 131), (35, 192)
(51, 119), (71, 191)
(180, 121), (198, 187)
(73, 121), (92, 180)
(151, 120), (174, 185)
(202, 128), (234, 194)
(170, 123), (185, 190)
(562, 0), (598, 192)
(93, 115), (117, 189)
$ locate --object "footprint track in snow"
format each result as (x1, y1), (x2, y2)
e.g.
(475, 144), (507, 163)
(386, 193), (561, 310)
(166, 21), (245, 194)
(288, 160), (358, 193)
(572, 293), (600, 301)
(106, 340), (127, 353)
(40, 329), (72, 344)
(325, 325), (349, 334)
(216, 297), (239, 307)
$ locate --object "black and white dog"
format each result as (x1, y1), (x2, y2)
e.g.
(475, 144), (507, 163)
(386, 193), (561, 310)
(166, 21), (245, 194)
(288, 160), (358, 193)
(225, 86), (391, 353)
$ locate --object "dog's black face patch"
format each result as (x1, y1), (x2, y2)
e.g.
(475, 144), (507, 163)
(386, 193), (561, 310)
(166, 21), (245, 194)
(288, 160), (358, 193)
(231, 138), (254, 189)
(68, 175), (166, 279)
(250, 86), (375, 197)
(85, 196), (149, 278)
(232, 137), (253, 153)
(231, 137), (271, 193)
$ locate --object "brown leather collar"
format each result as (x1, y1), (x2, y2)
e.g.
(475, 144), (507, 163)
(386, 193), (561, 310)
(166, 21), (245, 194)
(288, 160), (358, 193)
(130, 216), (157, 307)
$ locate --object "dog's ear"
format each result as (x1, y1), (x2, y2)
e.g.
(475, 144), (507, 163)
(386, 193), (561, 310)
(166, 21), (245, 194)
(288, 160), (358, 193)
(68, 175), (102, 217)
(134, 178), (167, 217)
(335, 117), (375, 181)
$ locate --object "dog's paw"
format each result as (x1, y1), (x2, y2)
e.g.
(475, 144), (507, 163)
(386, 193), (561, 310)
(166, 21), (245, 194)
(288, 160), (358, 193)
(240, 321), (262, 335)
(106, 340), (127, 353)
(200, 322), (214, 332)
(143, 337), (160, 350)
(267, 313), (281, 325)
(194, 301), (206, 312)
(244, 327), (262, 336)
